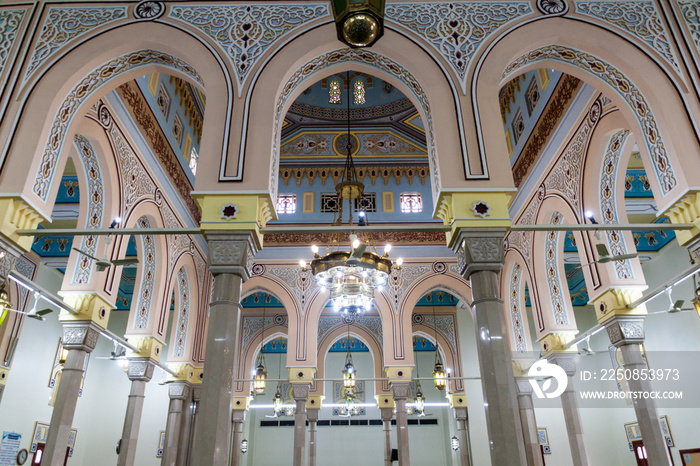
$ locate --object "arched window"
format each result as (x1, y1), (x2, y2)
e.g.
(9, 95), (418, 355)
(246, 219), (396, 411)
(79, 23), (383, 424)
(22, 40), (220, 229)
(353, 79), (365, 105)
(329, 79), (341, 104)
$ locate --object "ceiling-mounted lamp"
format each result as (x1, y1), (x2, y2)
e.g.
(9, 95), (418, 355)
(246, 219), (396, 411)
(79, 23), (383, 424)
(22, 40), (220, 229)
(331, 0), (385, 48)
(253, 295), (268, 394)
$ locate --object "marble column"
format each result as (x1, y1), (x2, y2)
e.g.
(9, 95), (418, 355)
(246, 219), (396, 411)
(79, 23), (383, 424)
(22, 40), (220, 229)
(117, 358), (156, 466)
(548, 355), (588, 466)
(162, 382), (191, 466)
(453, 230), (527, 466)
(380, 407), (393, 466)
(193, 233), (256, 465)
(307, 407), (319, 466)
(392, 383), (411, 466)
(606, 317), (672, 465)
(292, 384), (309, 466)
(187, 388), (202, 466)
(44, 323), (100, 466)
(230, 410), (246, 466)
(453, 407), (472, 466)
(514, 379), (544, 466)
(176, 387), (194, 466)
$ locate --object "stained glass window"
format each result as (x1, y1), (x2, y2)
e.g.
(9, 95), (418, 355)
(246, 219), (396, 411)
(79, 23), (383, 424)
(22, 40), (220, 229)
(400, 193), (422, 213)
(276, 194), (296, 214)
(353, 79), (365, 105)
(329, 79), (341, 104)
(189, 147), (198, 176)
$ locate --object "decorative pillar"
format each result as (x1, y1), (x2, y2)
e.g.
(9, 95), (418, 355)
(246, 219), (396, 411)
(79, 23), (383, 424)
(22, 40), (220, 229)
(513, 371), (544, 466)
(380, 407), (393, 466)
(392, 382), (411, 465)
(43, 322), (100, 466)
(192, 232), (257, 465)
(606, 317), (672, 465)
(547, 355), (588, 466)
(162, 382), (191, 466)
(117, 358), (156, 466)
(187, 387), (202, 466)
(307, 402), (320, 466)
(452, 405), (472, 466)
(176, 386), (194, 466)
(291, 383), (309, 466)
(230, 397), (249, 466)
(453, 229), (527, 466)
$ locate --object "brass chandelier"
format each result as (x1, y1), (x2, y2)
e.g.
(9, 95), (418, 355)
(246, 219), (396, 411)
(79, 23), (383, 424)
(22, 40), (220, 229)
(300, 71), (401, 316)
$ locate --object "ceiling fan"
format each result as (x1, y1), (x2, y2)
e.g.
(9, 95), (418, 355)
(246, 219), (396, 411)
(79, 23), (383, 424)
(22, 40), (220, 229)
(0, 290), (53, 322)
(73, 237), (138, 272)
(648, 288), (694, 315)
(573, 243), (638, 272)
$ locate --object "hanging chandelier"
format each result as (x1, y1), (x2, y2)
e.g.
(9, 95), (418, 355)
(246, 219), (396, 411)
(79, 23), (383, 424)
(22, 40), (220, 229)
(253, 295), (267, 394)
(300, 71), (402, 316)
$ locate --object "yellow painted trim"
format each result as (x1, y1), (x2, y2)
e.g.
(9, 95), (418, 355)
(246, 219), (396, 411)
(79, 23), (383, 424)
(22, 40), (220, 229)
(232, 396), (252, 410)
(307, 395), (324, 409)
(448, 393), (468, 408)
(433, 191), (512, 248)
(0, 367), (8, 386)
(148, 72), (160, 96)
(183, 133), (192, 162)
(538, 331), (578, 356)
(662, 191), (700, 246)
(505, 129), (513, 158)
(167, 362), (197, 383)
(58, 292), (112, 329)
(0, 198), (44, 251)
(302, 192), (314, 213)
(192, 367), (204, 384)
(384, 365), (413, 383)
(124, 335), (164, 363)
(537, 68), (549, 91)
(382, 191), (394, 212)
(591, 287), (647, 324)
(287, 366), (317, 384)
(374, 394), (395, 408)
(193, 193), (278, 249)
(401, 112), (425, 133)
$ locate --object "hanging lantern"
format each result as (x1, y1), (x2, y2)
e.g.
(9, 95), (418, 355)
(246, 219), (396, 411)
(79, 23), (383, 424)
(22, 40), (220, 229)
(241, 439), (248, 454)
(273, 386), (283, 415)
(433, 355), (447, 391)
(451, 436), (459, 451)
(331, 0), (385, 48)
(253, 361), (267, 394)
(415, 387), (425, 413)
(343, 359), (356, 388)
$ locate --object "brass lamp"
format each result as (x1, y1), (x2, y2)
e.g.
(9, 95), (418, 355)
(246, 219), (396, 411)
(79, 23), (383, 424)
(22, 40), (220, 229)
(433, 355), (447, 391)
(331, 0), (385, 48)
(253, 296), (268, 394)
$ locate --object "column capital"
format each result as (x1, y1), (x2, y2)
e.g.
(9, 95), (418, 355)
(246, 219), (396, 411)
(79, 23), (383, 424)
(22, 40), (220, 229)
(58, 291), (112, 328)
(390, 381), (411, 400)
(192, 386), (202, 401)
(452, 229), (506, 278)
(61, 321), (101, 352)
(205, 231), (259, 279)
(514, 378), (534, 396)
(166, 362), (200, 384)
(231, 409), (246, 423)
(291, 383), (310, 401)
(126, 358), (156, 382)
(0, 367), (8, 388)
(547, 353), (577, 376)
(434, 191), (512, 248)
(306, 407), (319, 422)
(380, 406), (394, 422)
(605, 315), (645, 347)
(452, 406), (468, 421)
(168, 381), (192, 401)
(538, 331), (577, 356)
